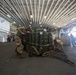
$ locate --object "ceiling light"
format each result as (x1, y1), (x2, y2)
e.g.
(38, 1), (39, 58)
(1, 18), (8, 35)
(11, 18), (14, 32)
(30, 22), (32, 24)
(53, 23), (55, 25)
(7, 14), (11, 18)
(30, 15), (33, 18)
(72, 17), (76, 20)
(44, 29), (47, 32)
(72, 12), (75, 13)
(13, 21), (16, 24)
(44, 16), (47, 19)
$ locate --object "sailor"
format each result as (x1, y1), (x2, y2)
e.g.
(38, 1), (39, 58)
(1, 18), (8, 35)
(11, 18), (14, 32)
(15, 26), (25, 58)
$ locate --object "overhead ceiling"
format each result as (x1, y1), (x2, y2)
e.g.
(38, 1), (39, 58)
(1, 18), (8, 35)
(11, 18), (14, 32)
(0, 0), (76, 28)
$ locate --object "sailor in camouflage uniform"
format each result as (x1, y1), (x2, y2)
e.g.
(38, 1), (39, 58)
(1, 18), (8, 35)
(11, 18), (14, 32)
(15, 26), (25, 58)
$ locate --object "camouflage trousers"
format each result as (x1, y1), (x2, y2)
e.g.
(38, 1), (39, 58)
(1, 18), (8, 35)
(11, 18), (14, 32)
(15, 35), (24, 54)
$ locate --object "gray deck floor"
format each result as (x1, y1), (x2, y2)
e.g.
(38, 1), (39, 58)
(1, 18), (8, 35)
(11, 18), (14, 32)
(0, 42), (76, 75)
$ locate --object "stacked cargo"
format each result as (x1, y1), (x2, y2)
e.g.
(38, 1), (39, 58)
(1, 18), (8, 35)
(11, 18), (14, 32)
(28, 28), (75, 66)
(26, 28), (75, 66)
(29, 28), (53, 56)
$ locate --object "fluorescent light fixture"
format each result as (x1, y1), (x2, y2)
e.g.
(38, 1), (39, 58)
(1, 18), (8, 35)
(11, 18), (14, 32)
(53, 23), (55, 25)
(13, 21), (16, 24)
(72, 17), (76, 20)
(44, 29), (47, 32)
(30, 15), (33, 18)
(7, 14), (11, 18)
(44, 16), (47, 19)
(30, 22), (32, 24)
(72, 12), (75, 13)
(40, 32), (43, 35)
